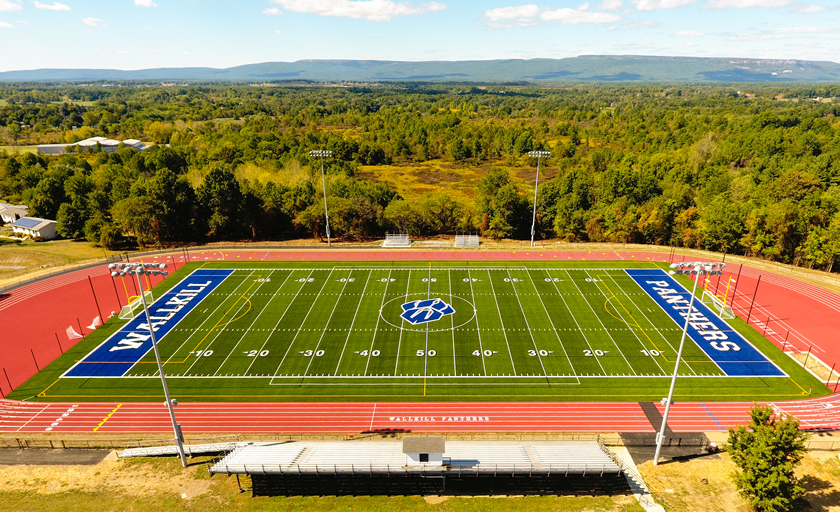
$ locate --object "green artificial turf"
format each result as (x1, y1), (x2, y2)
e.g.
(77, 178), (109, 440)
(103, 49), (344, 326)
(11, 261), (828, 403)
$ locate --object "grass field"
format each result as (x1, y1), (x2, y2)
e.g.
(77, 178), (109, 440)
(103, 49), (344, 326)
(13, 261), (827, 402)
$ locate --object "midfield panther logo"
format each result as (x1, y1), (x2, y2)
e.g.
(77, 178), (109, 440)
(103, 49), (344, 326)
(400, 298), (456, 325)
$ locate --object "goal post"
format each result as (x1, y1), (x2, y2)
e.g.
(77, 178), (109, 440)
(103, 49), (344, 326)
(701, 289), (736, 320)
(119, 290), (154, 320)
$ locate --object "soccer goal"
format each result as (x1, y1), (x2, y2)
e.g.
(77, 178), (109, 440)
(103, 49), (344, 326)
(119, 290), (154, 320)
(455, 234), (480, 248)
(382, 233), (411, 247)
(701, 290), (736, 320)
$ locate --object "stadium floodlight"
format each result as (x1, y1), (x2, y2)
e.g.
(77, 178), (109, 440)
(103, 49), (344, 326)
(527, 150), (551, 247)
(309, 149), (333, 247)
(108, 262), (186, 467)
(653, 261), (724, 466)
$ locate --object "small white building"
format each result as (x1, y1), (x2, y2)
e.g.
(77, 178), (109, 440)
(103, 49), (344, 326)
(11, 216), (57, 240)
(0, 203), (28, 223)
(402, 437), (445, 467)
(37, 137), (152, 155)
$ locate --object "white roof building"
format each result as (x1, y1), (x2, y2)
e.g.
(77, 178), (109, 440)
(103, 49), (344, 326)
(11, 216), (57, 240)
(0, 203), (28, 223)
(37, 137), (152, 155)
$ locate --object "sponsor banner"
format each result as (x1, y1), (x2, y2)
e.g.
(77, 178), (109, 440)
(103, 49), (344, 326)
(64, 269), (233, 378)
(626, 268), (785, 377)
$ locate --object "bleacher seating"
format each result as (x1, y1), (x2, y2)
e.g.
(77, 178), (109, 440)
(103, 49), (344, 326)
(382, 233), (411, 247)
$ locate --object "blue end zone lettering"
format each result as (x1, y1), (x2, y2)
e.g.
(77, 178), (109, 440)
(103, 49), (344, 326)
(625, 268), (785, 377)
(63, 269), (233, 378)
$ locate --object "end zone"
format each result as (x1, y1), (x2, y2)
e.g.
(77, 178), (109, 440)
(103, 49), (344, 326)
(63, 269), (233, 378)
(626, 268), (785, 378)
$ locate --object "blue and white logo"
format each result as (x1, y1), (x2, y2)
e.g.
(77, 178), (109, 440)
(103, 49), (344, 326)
(400, 298), (456, 325)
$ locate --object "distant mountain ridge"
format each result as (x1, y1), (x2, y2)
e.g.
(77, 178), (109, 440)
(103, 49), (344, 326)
(2, 55), (839, 82)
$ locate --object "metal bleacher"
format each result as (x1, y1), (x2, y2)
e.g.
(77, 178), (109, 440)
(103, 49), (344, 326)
(209, 440), (631, 497)
(382, 233), (411, 247)
(532, 442), (620, 473)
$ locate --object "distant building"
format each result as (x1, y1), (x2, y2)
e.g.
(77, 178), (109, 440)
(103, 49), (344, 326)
(37, 136), (151, 156)
(0, 203), (28, 224)
(11, 216), (57, 240)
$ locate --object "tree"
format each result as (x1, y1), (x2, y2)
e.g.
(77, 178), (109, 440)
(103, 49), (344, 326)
(726, 404), (808, 512)
(196, 165), (245, 240)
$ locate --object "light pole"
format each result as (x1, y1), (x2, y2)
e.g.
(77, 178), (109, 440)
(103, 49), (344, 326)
(527, 150), (550, 247)
(653, 261), (725, 466)
(109, 262), (187, 468)
(309, 149), (333, 247)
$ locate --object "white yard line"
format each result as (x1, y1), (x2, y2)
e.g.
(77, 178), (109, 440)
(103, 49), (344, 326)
(573, 269), (637, 375)
(549, 272), (607, 375)
(600, 272), (679, 376)
(211, 270), (281, 376)
(393, 270), (412, 376)
(182, 272), (268, 376)
(243, 269), (313, 376)
(524, 270), (580, 383)
(448, 269), (457, 376)
(300, 271), (354, 379)
(333, 271), (373, 376)
(467, 269), (488, 376)
(364, 270), (392, 376)
(424, 267), (431, 379)
(505, 269), (550, 379)
(486, 270), (518, 376)
(270, 267), (336, 383)
(158, 270), (257, 373)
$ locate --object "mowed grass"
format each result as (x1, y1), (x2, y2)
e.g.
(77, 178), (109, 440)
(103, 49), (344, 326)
(12, 261), (828, 403)
(0, 238), (118, 287)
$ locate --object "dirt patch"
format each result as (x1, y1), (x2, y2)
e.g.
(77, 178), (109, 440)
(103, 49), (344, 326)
(0, 458), (212, 500)
(638, 451), (840, 512)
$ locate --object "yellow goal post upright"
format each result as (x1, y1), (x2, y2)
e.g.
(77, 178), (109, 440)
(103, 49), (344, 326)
(119, 290), (154, 320)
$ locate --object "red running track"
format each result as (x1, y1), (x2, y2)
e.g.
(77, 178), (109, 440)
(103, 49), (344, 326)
(2, 248), (840, 434)
(3, 395), (839, 434)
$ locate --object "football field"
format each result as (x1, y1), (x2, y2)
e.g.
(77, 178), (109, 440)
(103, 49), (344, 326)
(18, 261), (822, 402)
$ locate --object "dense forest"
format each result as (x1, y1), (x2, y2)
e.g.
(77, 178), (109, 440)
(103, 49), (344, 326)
(1, 83), (840, 271)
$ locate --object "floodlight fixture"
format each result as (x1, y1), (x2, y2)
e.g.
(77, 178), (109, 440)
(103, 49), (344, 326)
(526, 150), (551, 247)
(106, 261), (186, 467)
(309, 149), (333, 247)
(654, 260), (726, 465)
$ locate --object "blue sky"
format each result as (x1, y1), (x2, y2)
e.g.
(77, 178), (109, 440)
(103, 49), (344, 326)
(0, 0), (837, 71)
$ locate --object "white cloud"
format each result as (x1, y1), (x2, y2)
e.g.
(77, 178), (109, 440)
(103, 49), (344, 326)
(541, 7), (620, 22)
(632, 0), (696, 10)
(625, 19), (660, 27)
(704, 0), (789, 8)
(0, 0), (22, 13)
(0, 20), (13, 27)
(727, 33), (776, 40)
(135, 0), (157, 7)
(263, 7), (282, 15)
(796, 4), (823, 12)
(578, 2), (590, 10)
(82, 17), (104, 26)
(675, 30), (704, 36)
(274, 29), (283, 34)
(270, 0), (446, 22)
(774, 26), (830, 33)
(484, 4), (539, 21)
(34, 1), (71, 10)
(597, 0), (623, 9)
